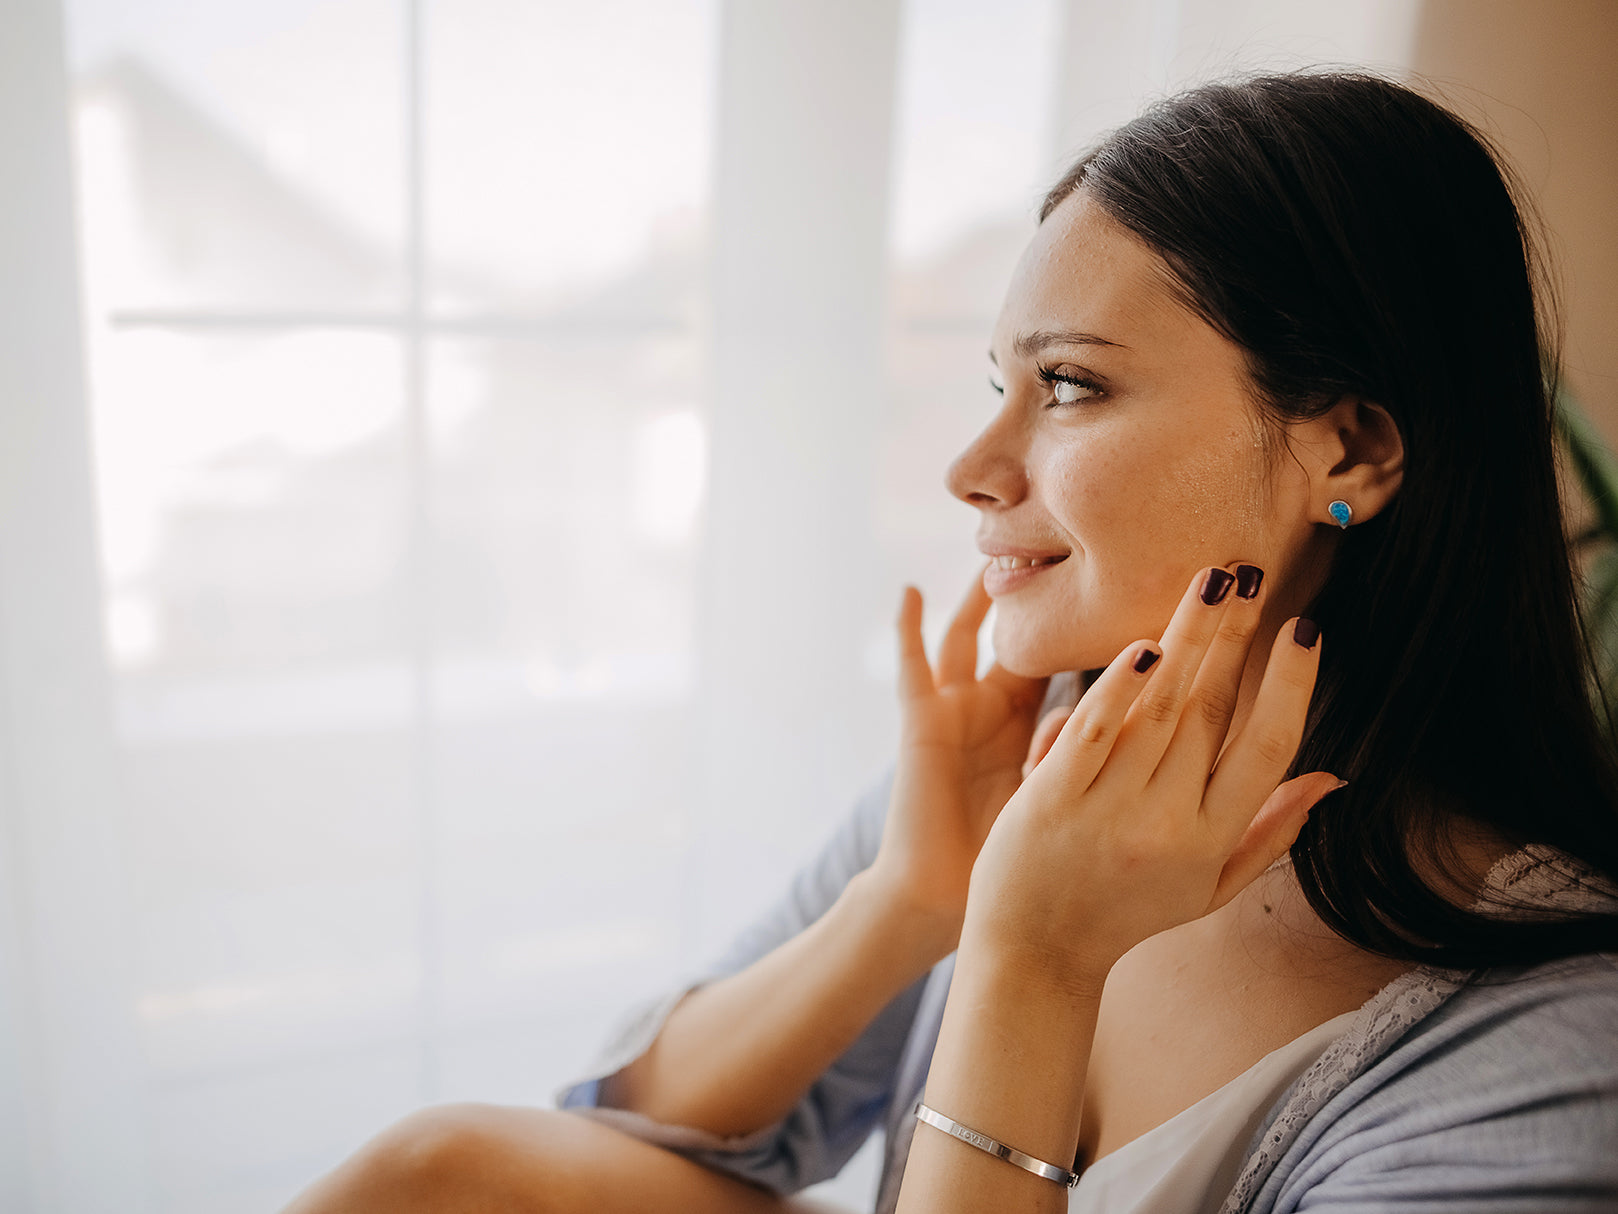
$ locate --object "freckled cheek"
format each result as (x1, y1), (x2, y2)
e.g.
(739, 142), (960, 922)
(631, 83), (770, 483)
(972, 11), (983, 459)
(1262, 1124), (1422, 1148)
(1152, 424), (1272, 540)
(1041, 444), (1178, 590)
(1042, 430), (1268, 571)
(1042, 447), (1130, 546)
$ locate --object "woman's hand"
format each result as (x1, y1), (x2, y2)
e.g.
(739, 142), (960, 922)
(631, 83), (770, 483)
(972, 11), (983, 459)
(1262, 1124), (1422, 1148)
(897, 566), (1336, 1213)
(963, 564), (1337, 993)
(864, 573), (1049, 954)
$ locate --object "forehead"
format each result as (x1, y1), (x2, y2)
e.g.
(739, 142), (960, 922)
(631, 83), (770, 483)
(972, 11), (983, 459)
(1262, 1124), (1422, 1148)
(992, 190), (1225, 363)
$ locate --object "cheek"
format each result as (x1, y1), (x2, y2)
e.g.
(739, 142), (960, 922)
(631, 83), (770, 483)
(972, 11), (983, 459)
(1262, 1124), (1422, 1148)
(1171, 440), (1264, 545)
(1149, 412), (1277, 553)
(1045, 419), (1274, 578)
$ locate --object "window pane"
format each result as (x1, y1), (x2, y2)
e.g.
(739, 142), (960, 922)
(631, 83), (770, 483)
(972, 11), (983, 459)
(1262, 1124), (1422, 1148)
(425, 331), (701, 1097)
(86, 329), (409, 673)
(426, 332), (704, 696)
(888, 0), (1061, 262)
(425, 0), (716, 312)
(76, 324), (419, 1201)
(66, 0), (406, 312)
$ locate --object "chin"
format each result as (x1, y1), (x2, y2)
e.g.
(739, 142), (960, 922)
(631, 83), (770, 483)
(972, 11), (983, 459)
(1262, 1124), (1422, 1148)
(991, 600), (1145, 680)
(989, 623), (1095, 681)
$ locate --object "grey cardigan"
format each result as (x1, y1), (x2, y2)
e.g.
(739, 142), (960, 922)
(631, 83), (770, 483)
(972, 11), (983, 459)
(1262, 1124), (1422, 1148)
(561, 775), (1618, 1212)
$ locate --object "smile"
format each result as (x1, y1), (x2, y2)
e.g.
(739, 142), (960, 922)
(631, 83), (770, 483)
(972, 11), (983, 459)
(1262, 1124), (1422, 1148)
(992, 555), (1067, 570)
(982, 552), (1069, 597)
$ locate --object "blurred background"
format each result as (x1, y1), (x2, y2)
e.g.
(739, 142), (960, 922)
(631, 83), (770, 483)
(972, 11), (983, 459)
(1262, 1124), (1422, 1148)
(1, 0), (1614, 1210)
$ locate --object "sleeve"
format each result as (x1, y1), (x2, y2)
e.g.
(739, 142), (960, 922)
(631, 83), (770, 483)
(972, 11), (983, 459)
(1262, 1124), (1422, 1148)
(555, 768), (938, 1195)
(1258, 955), (1618, 1213)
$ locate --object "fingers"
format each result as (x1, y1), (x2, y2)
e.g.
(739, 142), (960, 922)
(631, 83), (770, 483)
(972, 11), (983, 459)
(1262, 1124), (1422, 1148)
(1201, 617), (1325, 846)
(1035, 639), (1163, 794)
(895, 585), (935, 701)
(895, 576), (1045, 716)
(936, 568), (993, 686)
(1022, 707), (1071, 777)
(1094, 566), (1244, 784)
(1154, 563), (1269, 789)
(1207, 771), (1344, 910)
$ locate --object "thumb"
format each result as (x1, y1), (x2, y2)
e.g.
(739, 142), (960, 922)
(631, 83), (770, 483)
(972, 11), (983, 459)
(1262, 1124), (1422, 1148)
(1207, 772), (1346, 911)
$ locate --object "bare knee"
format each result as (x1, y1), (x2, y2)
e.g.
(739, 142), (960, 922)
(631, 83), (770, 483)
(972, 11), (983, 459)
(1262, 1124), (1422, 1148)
(284, 1104), (796, 1214)
(284, 1103), (574, 1214)
(374, 1104), (532, 1203)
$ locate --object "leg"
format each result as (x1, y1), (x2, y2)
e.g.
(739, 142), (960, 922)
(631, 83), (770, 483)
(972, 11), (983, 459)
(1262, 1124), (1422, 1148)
(280, 1104), (856, 1214)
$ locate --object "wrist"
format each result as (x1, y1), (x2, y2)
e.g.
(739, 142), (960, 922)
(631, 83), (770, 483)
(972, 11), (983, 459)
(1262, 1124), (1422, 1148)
(915, 934), (1104, 1188)
(955, 911), (1115, 1005)
(844, 868), (963, 975)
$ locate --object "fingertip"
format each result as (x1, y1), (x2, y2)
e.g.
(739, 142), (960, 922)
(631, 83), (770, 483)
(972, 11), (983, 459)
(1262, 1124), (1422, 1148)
(897, 584), (921, 622)
(1200, 566), (1237, 606)
(1233, 563), (1265, 601)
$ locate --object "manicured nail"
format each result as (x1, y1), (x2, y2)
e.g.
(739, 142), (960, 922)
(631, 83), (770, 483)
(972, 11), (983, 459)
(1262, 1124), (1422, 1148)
(1235, 564), (1264, 599)
(1132, 647), (1160, 673)
(1201, 568), (1235, 605)
(1293, 618), (1320, 648)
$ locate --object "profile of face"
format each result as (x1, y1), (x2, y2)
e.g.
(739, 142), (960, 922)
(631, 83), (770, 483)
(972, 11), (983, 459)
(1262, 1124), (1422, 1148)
(948, 190), (1335, 678)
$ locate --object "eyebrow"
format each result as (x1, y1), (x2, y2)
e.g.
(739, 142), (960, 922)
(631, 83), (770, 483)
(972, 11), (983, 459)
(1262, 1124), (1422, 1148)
(991, 329), (1127, 364)
(1015, 329), (1126, 357)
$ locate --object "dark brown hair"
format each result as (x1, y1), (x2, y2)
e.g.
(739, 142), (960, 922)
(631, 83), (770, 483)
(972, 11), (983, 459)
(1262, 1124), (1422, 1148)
(1045, 72), (1618, 968)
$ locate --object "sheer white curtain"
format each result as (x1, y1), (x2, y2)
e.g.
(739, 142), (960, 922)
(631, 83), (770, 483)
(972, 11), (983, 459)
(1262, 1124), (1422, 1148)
(0, 1), (1418, 1210)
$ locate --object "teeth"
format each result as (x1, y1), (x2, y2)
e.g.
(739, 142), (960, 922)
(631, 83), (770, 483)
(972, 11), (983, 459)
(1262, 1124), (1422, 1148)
(995, 555), (1062, 570)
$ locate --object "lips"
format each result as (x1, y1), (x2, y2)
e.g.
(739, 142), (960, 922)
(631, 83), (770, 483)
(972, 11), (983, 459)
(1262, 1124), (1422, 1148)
(990, 554), (1067, 571)
(980, 546), (1069, 595)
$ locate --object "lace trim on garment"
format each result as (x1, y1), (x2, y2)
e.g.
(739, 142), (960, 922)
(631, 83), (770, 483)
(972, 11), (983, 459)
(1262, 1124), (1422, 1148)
(1218, 845), (1615, 1214)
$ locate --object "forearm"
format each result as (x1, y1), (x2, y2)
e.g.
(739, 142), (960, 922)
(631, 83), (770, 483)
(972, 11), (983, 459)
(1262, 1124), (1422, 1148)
(895, 930), (1102, 1214)
(601, 870), (954, 1138)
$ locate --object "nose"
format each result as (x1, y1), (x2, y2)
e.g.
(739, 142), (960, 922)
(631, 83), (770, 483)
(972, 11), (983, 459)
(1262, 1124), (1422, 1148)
(946, 405), (1028, 509)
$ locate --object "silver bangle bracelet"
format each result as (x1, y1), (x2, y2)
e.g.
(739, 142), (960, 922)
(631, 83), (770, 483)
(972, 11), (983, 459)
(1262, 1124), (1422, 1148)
(913, 1101), (1081, 1189)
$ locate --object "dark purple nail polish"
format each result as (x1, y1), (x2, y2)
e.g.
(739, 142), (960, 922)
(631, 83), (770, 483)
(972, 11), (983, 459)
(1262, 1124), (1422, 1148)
(1235, 564), (1264, 599)
(1201, 568), (1235, 605)
(1293, 618), (1320, 649)
(1132, 647), (1160, 673)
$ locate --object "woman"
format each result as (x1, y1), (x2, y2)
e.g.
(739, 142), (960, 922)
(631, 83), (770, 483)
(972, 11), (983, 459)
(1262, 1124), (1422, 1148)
(285, 72), (1618, 1213)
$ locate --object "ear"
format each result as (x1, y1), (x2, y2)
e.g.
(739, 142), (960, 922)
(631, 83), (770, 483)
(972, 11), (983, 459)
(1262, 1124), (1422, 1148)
(1289, 397), (1404, 526)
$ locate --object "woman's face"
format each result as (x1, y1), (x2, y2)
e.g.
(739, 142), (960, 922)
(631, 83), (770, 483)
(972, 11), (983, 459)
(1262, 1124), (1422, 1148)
(950, 189), (1324, 677)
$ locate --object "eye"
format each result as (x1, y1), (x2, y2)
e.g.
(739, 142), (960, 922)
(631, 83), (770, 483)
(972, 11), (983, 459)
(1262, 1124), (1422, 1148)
(1039, 364), (1104, 405)
(988, 369), (1004, 396)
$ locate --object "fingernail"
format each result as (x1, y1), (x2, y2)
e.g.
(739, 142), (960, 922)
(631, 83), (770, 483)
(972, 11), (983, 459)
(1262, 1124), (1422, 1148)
(1330, 777), (1349, 791)
(1293, 618), (1320, 648)
(1201, 568), (1235, 605)
(1235, 564), (1264, 599)
(1132, 647), (1160, 673)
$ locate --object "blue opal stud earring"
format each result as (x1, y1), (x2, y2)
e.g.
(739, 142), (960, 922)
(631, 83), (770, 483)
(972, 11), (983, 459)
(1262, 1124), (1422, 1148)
(1328, 500), (1353, 529)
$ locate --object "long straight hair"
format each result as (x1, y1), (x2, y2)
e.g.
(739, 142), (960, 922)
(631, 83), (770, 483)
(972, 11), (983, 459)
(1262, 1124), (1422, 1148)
(1043, 73), (1618, 969)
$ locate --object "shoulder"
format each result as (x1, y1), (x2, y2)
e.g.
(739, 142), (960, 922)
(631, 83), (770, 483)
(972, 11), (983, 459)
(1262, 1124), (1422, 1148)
(1381, 952), (1618, 1093)
(1267, 953), (1618, 1210)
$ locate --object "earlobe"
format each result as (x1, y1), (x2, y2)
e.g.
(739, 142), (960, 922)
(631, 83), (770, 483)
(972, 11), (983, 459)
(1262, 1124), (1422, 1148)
(1310, 398), (1404, 527)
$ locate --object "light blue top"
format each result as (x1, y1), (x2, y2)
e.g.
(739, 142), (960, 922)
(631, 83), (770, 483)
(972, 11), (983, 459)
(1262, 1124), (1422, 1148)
(560, 774), (1618, 1212)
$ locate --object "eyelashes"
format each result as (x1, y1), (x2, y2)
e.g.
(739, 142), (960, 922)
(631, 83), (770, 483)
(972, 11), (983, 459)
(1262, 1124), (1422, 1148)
(986, 365), (1106, 403)
(1037, 364), (1104, 404)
